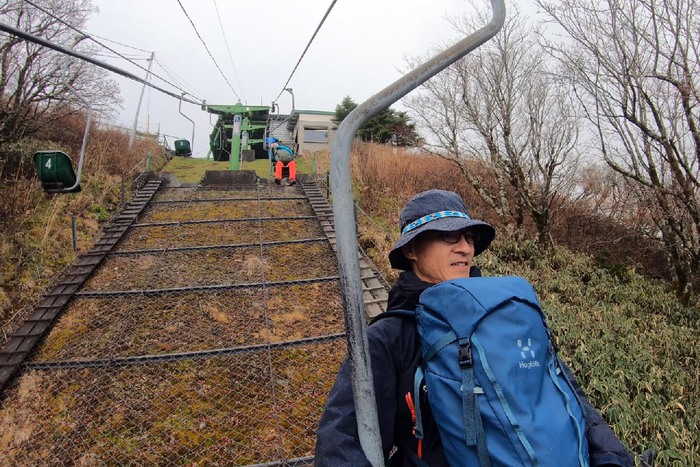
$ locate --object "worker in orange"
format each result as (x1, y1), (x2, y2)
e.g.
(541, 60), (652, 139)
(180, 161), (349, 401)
(272, 142), (297, 186)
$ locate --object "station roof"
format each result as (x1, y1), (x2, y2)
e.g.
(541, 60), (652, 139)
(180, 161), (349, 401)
(205, 103), (270, 115)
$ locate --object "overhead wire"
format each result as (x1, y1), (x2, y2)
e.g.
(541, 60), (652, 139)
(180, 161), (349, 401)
(22, 0), (206, 103)
(0, 20), (202, 105)
(212, 0), (246, 103)
(87, 32), (152, 53)
(92, 52), (150, 60)
(273, 0), (338, 103)
(175, 0), (242, 101)
(12, 0), (341, 143)
(152, 57), (205, 102)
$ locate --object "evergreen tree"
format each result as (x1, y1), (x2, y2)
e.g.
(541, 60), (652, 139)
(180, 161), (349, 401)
(333, 96), (358, 125)
(333, 95), (420, 146)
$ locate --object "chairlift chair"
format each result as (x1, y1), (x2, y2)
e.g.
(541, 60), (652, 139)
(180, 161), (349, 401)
(33, 150), (82, 193)
(174, 139), (192, 157)
(178, 95), (195, 156)
(34, 49), (91, 194)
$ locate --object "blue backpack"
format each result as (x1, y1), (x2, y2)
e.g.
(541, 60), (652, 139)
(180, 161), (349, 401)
(398, 276), (590, 466)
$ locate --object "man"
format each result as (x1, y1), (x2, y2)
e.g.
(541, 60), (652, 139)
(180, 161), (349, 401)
(315, 189), (634, 466)
(272, 142), (297, 186)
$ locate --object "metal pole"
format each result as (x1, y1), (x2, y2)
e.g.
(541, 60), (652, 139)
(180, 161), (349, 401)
(129, 51), (155, 150)
(121, 176), (125, 206)
(230, 114), (242, 171)
(329, 2), (505, 465)
(284, 88), (295, 114)
(71, 215), (78, 252)
(57, 38), (92, 194)
(179, 93), (195, 155)
(326, 171), (330, 199)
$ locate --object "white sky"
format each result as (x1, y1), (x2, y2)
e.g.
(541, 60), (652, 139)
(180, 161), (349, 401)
(86, 0), (540, 157)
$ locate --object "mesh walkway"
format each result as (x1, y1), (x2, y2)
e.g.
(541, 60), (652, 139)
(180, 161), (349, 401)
(0, 179), (385, 465)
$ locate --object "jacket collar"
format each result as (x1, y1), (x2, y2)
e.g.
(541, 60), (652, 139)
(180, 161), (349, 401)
(386, 267), (482, 311)
(387, 271), (433, 311)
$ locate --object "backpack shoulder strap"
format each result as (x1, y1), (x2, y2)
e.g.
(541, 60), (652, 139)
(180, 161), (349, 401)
(369, 309), (416, 325)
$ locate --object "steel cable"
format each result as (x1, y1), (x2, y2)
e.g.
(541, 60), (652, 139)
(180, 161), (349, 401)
(175, 0), (242, 101)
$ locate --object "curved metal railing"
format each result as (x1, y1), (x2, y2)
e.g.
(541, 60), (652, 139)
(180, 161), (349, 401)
(329, 2), (507, 464)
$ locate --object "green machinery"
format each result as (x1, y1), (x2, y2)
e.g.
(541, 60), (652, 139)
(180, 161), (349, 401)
(206, 103), (269, 170)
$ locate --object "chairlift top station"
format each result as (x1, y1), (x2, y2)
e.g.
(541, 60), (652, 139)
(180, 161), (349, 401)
(32, 99), (327, 192)
(206, 102), (272, 168)
(33, 100), (278, 192)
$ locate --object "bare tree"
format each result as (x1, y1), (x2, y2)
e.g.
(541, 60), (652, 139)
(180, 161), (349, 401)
(537, 0), (700, 304)
(0, 0), (121, 143)
(404, 4), (580, 245)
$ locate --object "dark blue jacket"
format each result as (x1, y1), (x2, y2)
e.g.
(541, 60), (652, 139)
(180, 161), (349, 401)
(315, 270), (635, 466)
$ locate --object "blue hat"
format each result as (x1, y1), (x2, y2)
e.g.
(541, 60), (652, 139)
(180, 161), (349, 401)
(389, 189), (495, 270)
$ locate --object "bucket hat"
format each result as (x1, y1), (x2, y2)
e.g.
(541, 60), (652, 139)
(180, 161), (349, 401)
(389, 189), (495, 270)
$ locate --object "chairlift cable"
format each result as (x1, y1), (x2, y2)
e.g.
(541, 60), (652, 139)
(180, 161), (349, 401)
(87, 32), (152, 53)
(175, 0), (242, 101)
(22, 0), (205, 103)
(273, 0), (338, 104)
(153, 57), (205, 102)
(212, 0), (247, 104)
(92, 52), (149, 60)
(0, 20), (202, 105)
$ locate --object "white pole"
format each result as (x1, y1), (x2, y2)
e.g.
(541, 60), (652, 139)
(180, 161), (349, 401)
(129, 51), (155, 149)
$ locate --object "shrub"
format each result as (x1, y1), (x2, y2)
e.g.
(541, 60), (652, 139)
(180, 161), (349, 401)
(349, 143), (698, 463)
(0, 112), (163, 328)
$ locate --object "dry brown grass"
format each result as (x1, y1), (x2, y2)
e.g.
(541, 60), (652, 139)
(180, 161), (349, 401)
(1, 176), (347, 464)
(1, 342), (344, 465)
(118, 218), (324, 251)
(82, 241), (337, 291)
(33, 282), (344, 361)
(139, 198), (315, 223)
(0, 114), (167, 332)
(347, 141), (668, 283)
(351, 143), (497, 225)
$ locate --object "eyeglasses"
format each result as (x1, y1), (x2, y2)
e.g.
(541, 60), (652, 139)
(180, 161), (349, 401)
(438, 229), (478, 245)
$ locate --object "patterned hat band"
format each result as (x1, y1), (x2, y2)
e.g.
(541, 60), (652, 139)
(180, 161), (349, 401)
(401, 211), (472, 235)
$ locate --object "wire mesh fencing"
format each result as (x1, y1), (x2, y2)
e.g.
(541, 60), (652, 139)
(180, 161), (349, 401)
(0, 183), (359, 465)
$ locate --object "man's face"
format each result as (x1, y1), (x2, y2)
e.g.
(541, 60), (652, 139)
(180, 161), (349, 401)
(402, 229), (476, 284)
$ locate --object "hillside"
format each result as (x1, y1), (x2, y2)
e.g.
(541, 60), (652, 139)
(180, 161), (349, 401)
(349, 145), (698, 465)
(1, 176), (351, 463)
(0, 138), (697, 464)
(0, 128), (168, 336)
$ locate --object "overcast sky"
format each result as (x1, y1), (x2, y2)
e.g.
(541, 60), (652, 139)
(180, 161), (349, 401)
(86, 0), (539, 157)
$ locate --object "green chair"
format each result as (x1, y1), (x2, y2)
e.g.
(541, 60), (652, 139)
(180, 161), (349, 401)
(33, 151), (81, 193)
(34, 54), (92, 194)
(174, 139), (192, 157)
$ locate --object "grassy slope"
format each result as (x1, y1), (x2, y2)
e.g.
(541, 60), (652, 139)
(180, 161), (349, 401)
(161, 154), (317, 183)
